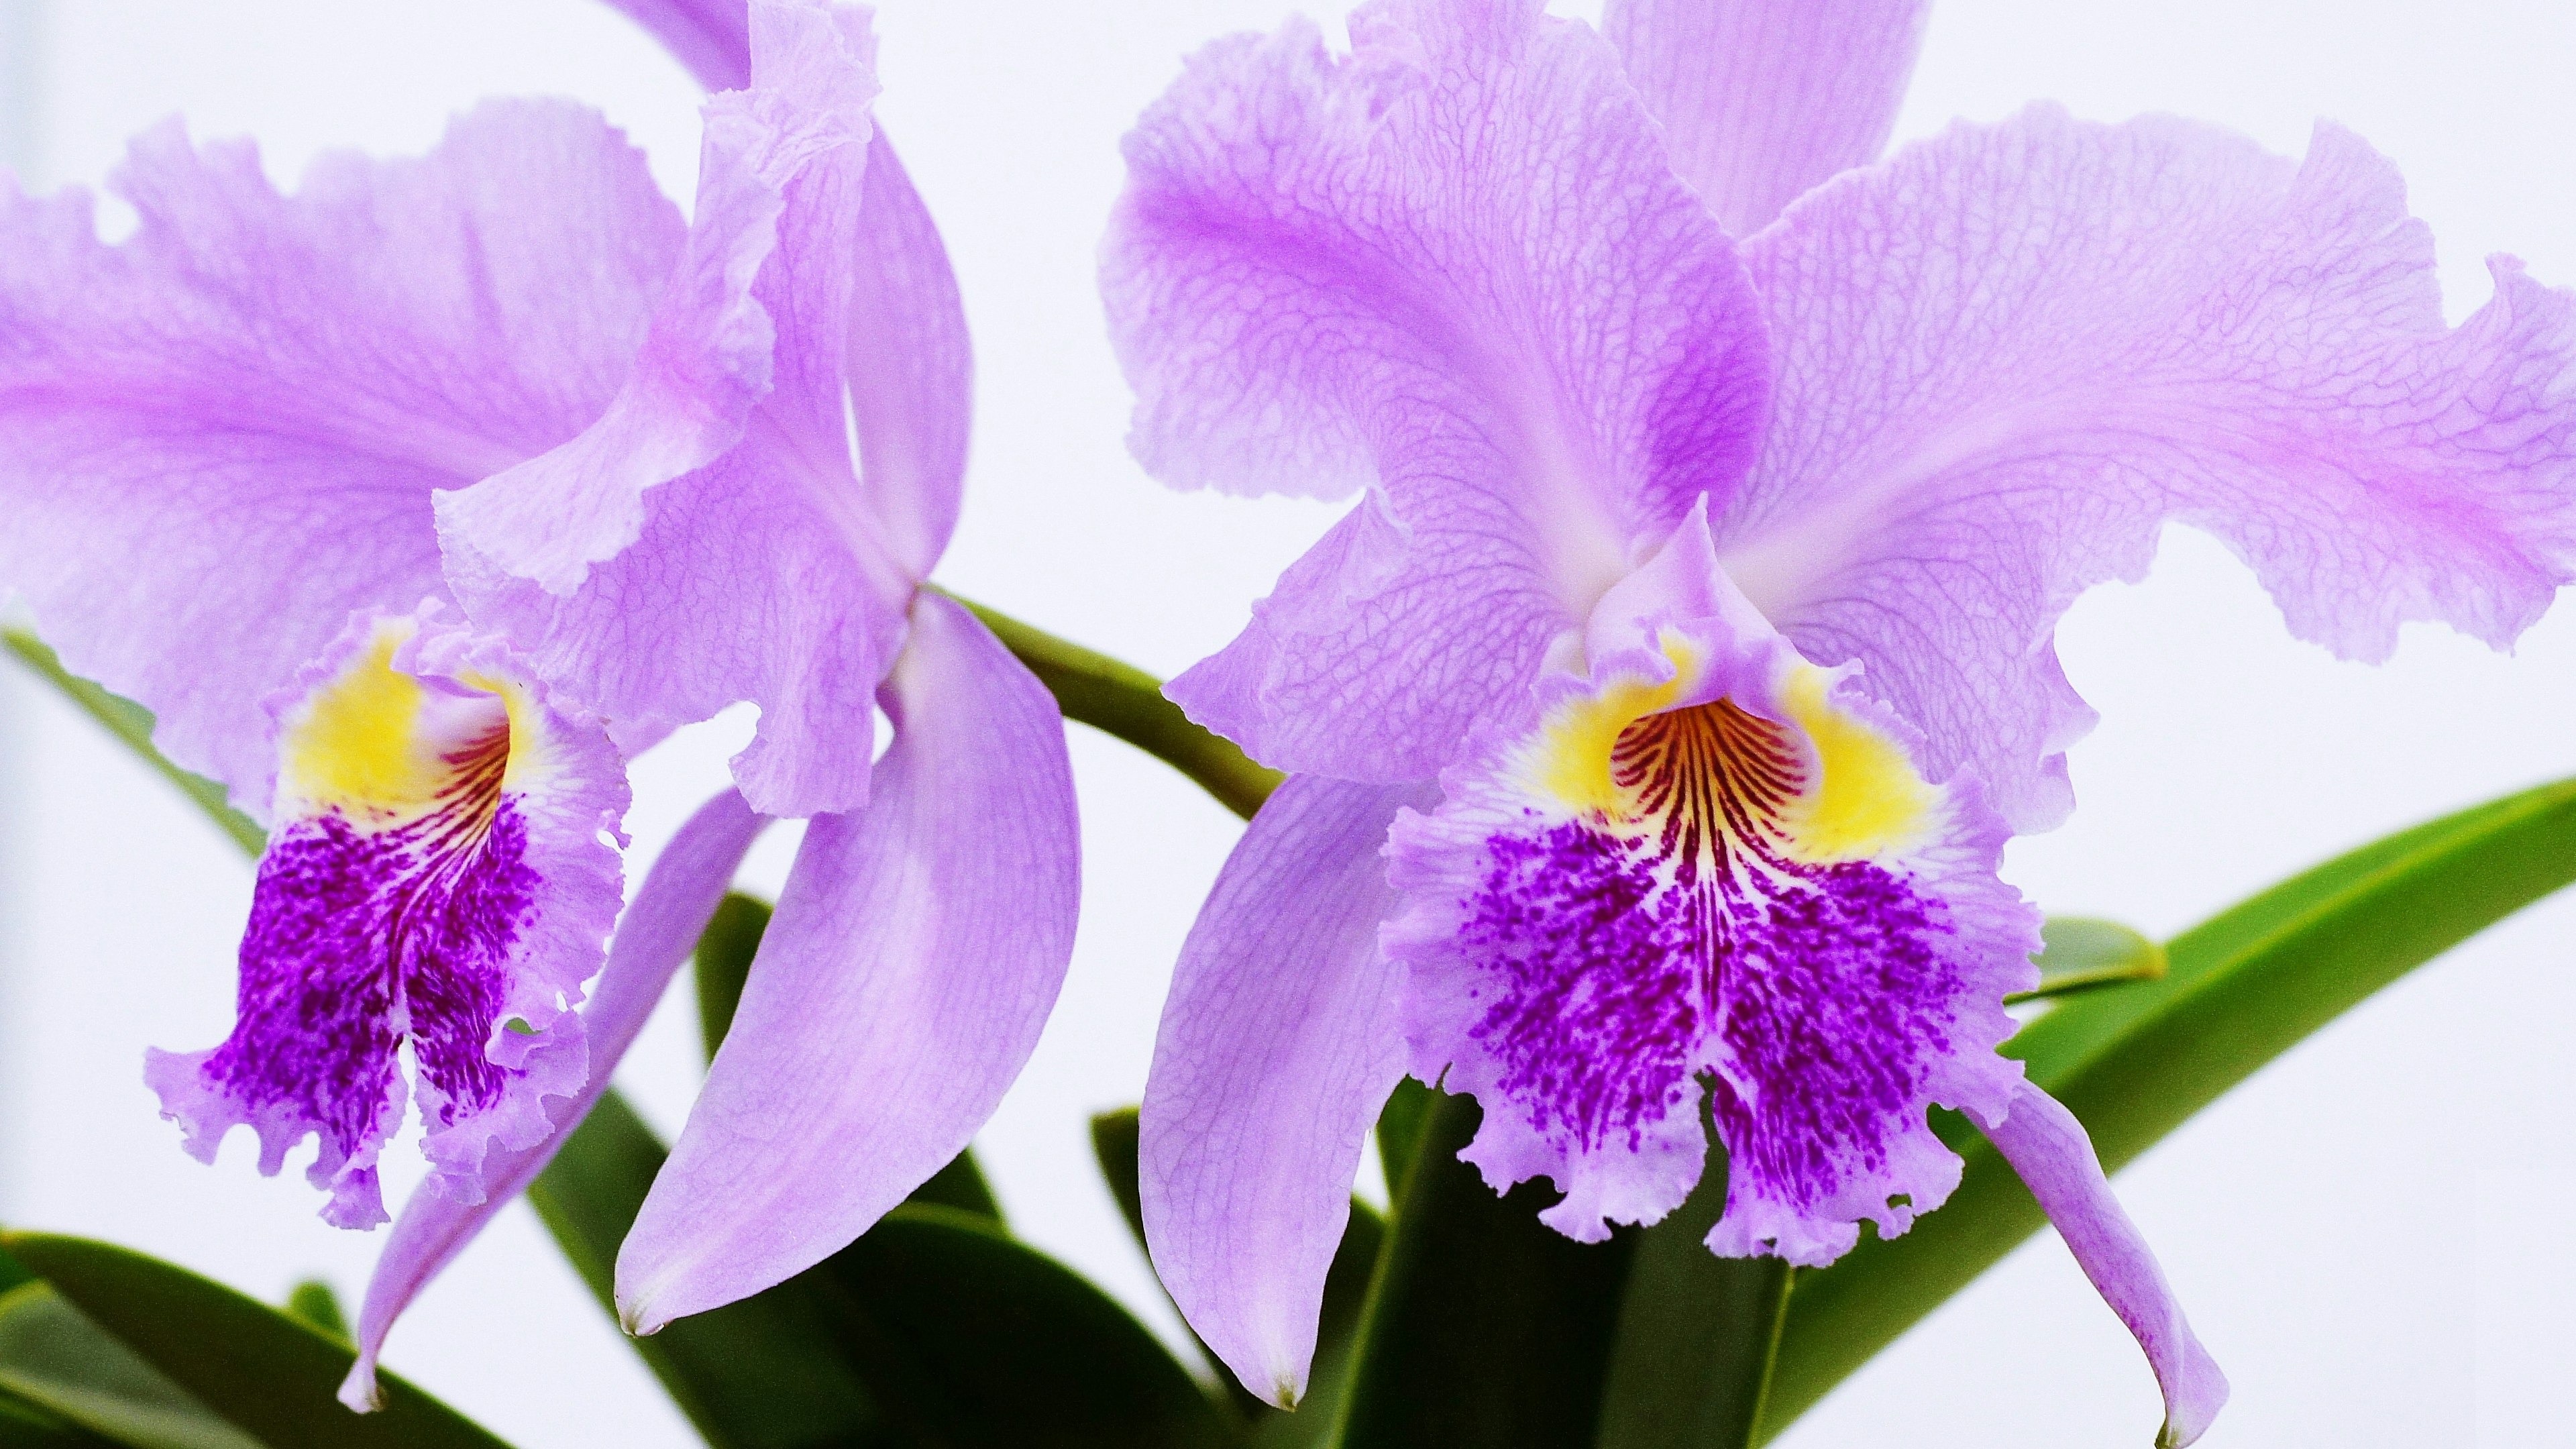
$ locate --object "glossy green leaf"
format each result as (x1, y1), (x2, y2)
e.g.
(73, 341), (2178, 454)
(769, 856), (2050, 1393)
(2007, 918), (2167, 1004)
(537, 1087), (1226, 1448)
(0, 1232), (511, 1449)
(0, 1283), (264, 1449)
(1331, 1089), (1632, 1449)
(1593, 1134), (1791, 1449)
(527, 1090), (888, 1449)
(819, 1204), (1241, 1448)
(0, 1391), (109, 1449)
(2, 631), (264, 856)
(1373, 1079), (1435, 1205)
(938, 591), (1281, 820)
(1760, 775), (2576, 1440)
(279, 1283), (345, 1342)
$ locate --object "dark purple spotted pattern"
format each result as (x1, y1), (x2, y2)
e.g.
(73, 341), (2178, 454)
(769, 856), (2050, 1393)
(191, 728), (541, 1170)
(1461, 699), (1962, 1214)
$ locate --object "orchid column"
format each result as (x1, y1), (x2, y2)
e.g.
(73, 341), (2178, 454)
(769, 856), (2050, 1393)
(1104, 0), (2576, 1444)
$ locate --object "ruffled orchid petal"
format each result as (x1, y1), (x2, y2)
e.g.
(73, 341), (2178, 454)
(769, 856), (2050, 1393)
(1719, 105), (2576, 830)
(1966, 1083), (2231, 1448)
(1385, 523), (2033, 1261)
(1603, 0), (1929, 239)
(339, 788), (767, 1412)
(600, 0), (972, 583)
(1104, 0), (1770, 782)
(614, 592), (1078, 1330)
(1141, 774), (1432, 1407)
(0, 105), (677, 811)
(598, 0), (752, 91)
(146, 607), (629, 1230)
(443, 0), (918, 818)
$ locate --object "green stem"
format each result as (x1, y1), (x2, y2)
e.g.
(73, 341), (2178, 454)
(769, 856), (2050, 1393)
(3, 628), (266, 857)
(934, 589), (1282, 820)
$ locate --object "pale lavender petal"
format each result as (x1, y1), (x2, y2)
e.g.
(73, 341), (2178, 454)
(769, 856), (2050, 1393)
(1105, 0), (1768, 782)
(437, 0), (875, 598)
(845, 131), (972, 582)
(444, 0), (918, 818)
(604, 0), (972, 580)
(1385, 532), (2032, 1262)
(338, 788), (767, 1411)
(0, 105), (676, 810)
(147, 607), (629, 1230)
(615, 592), (1078, 1329)
(598, 0), (751, 91)
(1603, 0), (1928, 237)
(1966, 1083), (2230, 1448)
(1141, 774), (1432, 1407)
(1720, 107), (2576, 830)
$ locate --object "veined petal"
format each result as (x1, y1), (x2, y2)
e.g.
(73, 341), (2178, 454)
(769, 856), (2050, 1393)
(1966, 1083), (2229, 1448)
(0, 104), (677, 812)
(1105, 0), (1769, 782)
(598, 0), (751, 91)
(1603, 0), (1928, 238)
(146, 608), (629, 1229)
(1720, 105), (2576, 830)
(1142, 775), (1432, 1407)
(339, 788), (767, 1411)
(1385, 530), (2031, 1263)
(615, 592), (1078, 1329)
(444, 0), (916, 818)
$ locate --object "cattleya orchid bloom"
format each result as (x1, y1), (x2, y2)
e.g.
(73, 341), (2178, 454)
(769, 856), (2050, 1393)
(1104, 0), (2576, 1441)
(0, 0), (1078, 1405)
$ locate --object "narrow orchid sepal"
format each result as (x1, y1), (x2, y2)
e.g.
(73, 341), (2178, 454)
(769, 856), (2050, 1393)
(337, 788), (768, 1411)
(1966, 1082), (2230, 1448)
(614, 592), (1079, 1330)
(597, 0), (751, 91)
(1141, 775), (1433, 1406)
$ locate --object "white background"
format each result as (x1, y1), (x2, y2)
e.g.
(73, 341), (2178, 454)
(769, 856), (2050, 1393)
(3, 1), (2574, 1445)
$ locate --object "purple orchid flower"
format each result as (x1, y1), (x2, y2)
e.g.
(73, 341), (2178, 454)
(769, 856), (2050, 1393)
(0, 0), (1079, 1403)
(1102, 0), (2576, 1442)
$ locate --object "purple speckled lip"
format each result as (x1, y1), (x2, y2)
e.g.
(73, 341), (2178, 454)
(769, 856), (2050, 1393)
(148, 608), (629, 1230)
(210, 726), (537, 1140)
(1460, 699), (1960, 1216)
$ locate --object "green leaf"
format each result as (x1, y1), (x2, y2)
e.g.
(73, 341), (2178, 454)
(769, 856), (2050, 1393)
(2, 631), (264, 856)
(936, 590), (1281, 820)
(1373, 1079), (1435, 1206)
(2007, 918), (2166, 1004)
(819, 1205), (1242, 1448)
(536, 1089), (1228, 1448)
(279, 1283), (346, 1342)
(1760, 775), (2576, 1441)
(0, 1232), (512, 1449)
(0, 1283), (264, 1449)
(527, 1091), (888, 1449)
(1593, 1134), (1790, 1449)
(0, 1390), (111, 1449)
(1331, 1089), (1632, 1449)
